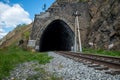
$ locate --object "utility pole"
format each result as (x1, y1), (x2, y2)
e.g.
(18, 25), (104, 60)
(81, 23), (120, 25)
(74, 14), (77, 52)
(73, 11), (82, 52)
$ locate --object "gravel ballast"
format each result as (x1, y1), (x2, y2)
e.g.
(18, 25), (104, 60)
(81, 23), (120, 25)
(7, 52), (120, 80)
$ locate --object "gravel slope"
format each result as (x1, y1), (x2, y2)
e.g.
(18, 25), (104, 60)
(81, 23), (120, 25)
(45, 52), (120, 80)
(6, 52), (120, 80)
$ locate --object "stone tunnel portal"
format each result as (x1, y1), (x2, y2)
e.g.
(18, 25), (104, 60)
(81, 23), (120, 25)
(39, 20), (74, 52)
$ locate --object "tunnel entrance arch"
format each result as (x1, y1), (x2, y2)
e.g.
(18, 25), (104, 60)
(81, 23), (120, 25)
(39, 19), (74, 52)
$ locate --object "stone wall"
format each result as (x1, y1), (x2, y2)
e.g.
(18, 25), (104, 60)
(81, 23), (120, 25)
(31, 1), (89, 47)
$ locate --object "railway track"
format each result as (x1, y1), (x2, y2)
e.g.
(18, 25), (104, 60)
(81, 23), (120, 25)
(56, 51), (120, 75)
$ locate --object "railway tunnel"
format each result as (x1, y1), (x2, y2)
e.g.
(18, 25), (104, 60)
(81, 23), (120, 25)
(39, 19), (74, 52)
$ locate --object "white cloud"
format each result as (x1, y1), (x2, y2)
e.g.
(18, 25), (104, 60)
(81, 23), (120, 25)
(0, 2), (32, 27)
(0, 33), (7, 39)
(0, 28), (4, 33)
(0, 2), (32, 39)
(0, 28), (7, 39)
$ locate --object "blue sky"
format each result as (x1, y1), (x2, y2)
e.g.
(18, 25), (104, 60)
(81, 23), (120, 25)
(0, 0), (55, 39)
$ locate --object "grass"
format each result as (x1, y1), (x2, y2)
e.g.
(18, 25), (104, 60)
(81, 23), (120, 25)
(23, 30), (30, 39)
(83, 48), (120, 57)
(0, 45), (52, 79)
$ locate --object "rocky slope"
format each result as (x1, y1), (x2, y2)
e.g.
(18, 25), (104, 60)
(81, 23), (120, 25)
(0, 23), (33, 48)
(58, 0), (120, 50)
(86, 0), (120, 50)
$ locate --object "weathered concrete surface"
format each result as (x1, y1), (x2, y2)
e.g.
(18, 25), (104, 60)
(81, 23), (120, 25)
(31, 0), (120, 51)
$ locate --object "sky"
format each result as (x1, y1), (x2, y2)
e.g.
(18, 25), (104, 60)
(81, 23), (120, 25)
(0, 0), (55, 39)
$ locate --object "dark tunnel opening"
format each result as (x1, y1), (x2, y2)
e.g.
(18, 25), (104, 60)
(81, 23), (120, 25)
(39, 20), (74, 52)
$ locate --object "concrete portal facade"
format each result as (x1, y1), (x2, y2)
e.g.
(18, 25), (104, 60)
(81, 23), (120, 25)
(30, 1), (90, 51)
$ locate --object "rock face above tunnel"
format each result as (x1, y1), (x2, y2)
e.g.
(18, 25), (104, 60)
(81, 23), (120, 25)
(31, 0), (120, 51)
(86, 0), (120, 50)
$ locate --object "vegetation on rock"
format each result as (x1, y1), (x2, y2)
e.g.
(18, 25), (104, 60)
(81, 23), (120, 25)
(83, 48), (120, 57)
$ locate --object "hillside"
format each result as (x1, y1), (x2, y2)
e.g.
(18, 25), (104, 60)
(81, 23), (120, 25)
(57, 0), (120, 50)
(0, 23), (33, 48)
(30, 0), (120, 51)
(1, 0), (120, 51)
(86, 0), (120, 50)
